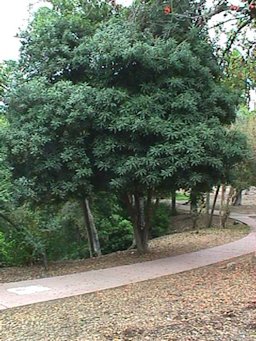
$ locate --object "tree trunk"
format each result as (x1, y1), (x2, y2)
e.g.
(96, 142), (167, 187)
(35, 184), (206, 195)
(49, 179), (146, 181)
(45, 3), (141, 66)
(207, 185), (220, 228)
(154, 197), (160, 209)
(205, 193), (210, 216)
(190, 190), (198, 229)
(133, 193), (150, 254)
(123, 191), (153, 253)
(42, 251), (48, 271)
(219, 185), (226, 228)
(232, 189), (242, 206)
(81, 198), (101, 257)
(122, 193), (137, 250)
(220, 187), (234, 228)
(171, 190), (177, 215)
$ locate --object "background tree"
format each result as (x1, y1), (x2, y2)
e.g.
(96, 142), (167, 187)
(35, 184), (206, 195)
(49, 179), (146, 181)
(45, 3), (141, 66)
(231, 107), (256, 203)
(223, 49), (256, 103)
(0, 118), (12, 214)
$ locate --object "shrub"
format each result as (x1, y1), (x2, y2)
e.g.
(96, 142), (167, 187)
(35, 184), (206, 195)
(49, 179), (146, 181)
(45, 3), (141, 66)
(1, 203), (89, 266)
(0, 192), (134, 266)
(151, 203), (172, 238)
(93, 192), (133, 253)
(0, 231), (14, 266)
(98, 214), (133, 254)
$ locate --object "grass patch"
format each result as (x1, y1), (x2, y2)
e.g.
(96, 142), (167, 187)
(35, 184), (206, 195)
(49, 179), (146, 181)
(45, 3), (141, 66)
(176, 192), (189, 201)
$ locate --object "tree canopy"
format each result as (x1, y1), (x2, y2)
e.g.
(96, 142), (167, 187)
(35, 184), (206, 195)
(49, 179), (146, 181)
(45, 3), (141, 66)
(3, 0), (249, 253)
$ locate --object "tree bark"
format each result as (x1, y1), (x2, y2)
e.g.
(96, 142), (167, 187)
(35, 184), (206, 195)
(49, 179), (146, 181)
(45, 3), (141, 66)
(122, 193), (136, 250)
(219, 185), (226, 228)
(123, 191), (153, 254)
(190, 190), (198, 229)
(207, 185), (220, 228)
(81, 198), (101, 257)
(154, 197), (160, 209)
(132, 192), (152, 254)
(205, 192), (210, 217)
(220, 187), (234, 228)
(42, 251), (48, 271)
(145, 190), (153, 238)
(232, 189), (242, 206)
(171, 190), (177, 215)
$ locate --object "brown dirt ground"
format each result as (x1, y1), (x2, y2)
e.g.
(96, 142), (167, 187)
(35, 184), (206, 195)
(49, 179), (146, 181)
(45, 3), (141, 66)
(0, 255), (255, 341)
(0, 213), (249, 283)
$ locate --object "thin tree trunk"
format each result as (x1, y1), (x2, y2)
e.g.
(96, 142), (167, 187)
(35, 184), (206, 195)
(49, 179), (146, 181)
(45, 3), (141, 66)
(204, 192), (210, 226)
(146, 190), (153, 239)
(190, 190), (198, 229)
(42, 251), (48, 271)
(133, 193), (149, 253)
(220, 187), (234, 228)
(81, 201), (93, 257)
(122, 193), (137, 250)
(85, 198), (101, 256)
(154, 197), (160, 209)
(190, 191), (198, 213)
(219, 185), (226, 228)
(171, 190), (177, 215)
(232, 189), (242, 206)
(205, 192), (210, 216)
(81, 198), (101, 257)
(207, 185), (220, 228)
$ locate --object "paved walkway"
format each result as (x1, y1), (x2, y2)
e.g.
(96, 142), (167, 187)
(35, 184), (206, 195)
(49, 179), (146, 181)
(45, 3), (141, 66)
(0, 212), (256, 311)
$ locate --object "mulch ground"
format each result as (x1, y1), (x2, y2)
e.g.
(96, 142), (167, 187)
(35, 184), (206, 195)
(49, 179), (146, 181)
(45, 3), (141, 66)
(0, 255), (255, 341)
(0, 214), (249, 283)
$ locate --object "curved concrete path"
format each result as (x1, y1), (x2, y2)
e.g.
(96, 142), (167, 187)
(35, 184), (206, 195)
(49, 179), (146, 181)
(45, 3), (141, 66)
(0, 212), (255, 311)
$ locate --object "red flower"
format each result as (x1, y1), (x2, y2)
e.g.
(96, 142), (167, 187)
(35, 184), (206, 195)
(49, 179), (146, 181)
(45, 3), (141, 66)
(230, 4), (240, 10)
(164, 5), (172, 14)
(249, 3), (256, 9)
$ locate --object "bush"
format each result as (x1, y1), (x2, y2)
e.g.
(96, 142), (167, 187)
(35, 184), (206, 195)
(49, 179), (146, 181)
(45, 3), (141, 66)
(0, 203), (89, 266)
(45, 202), (89, 261)
(0, 192), (134, 266)
(151, 203), (172, 238)
(98, 214), (133, 254)
(0, 231), (14, 266)
(2, 226), (48, 267)
(93, 192), (133, 254)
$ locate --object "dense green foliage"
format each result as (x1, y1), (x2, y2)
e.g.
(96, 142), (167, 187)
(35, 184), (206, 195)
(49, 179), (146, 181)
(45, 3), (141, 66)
(151, 203), (173, 238)
(0, 0), (250, 262)
(0, 118), (11, 208)
(0, 196), (133, 266)
(92, 193), (133, 254)
(0, 231), (14, 265)
(231, 109), (256, 194)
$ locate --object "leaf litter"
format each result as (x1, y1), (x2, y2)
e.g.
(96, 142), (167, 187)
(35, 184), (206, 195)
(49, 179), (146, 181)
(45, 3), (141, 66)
(0, 255), (255, 340)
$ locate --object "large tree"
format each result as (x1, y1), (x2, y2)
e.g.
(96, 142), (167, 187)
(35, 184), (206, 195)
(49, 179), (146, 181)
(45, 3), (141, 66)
(4, 0), (247, 254)
(87, 13), (247, 251)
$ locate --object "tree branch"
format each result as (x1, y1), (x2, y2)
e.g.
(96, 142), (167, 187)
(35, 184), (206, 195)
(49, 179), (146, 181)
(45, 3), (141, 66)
(222, 18), (252, 57)
(0, 211), (18, 229)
